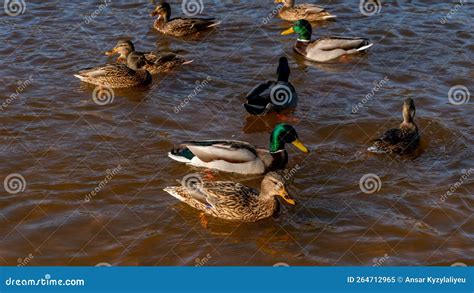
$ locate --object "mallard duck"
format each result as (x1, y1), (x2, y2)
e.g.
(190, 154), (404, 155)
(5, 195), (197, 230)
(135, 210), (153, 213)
(150, 2), (220, 37)
(164, 172), (295, 222)
(105, 40), (193, 74)
(281, 19), (373, 62)
(168, 123), (309, 175)
(275, 0), (336, 22)
(244, 57), (298, 115)
(368, 98), (420, 155)
(74, 52), (152, 88)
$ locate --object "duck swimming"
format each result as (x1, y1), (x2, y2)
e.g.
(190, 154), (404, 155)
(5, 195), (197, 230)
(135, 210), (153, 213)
(281, 19), (373, 62)
(368, 98), (420, 155)
(275, 0), (336, 22)
(163, 172), (295, 222)
(150, 2), (220, 37)
(168, 123), (309, 175)
(105, 40), (193, 74)
(74, 52), (151, 88)
(244, 57), (298, 115)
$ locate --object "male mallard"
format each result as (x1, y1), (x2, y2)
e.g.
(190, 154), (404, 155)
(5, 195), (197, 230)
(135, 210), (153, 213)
(74, 52), (151, 88)
(150, 2), (220, 37)
(368, 98), (420, 155)
(281, 19), (373, 62)
(105, 40), (193, 74)
(164, 172), (295, 222)
(275, 0), (336, 22)
(168, 123), (309, 175)
(244, 57), (298, 115)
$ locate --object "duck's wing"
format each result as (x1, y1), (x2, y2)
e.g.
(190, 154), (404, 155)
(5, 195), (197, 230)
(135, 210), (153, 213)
(297, 3), (327, 14)
(182, 140), (259, 163)
(169, 17), (218, 33)
(368, 128), (403, 153)
(201, 182), (256, 208)
(313, 37), (371, 51)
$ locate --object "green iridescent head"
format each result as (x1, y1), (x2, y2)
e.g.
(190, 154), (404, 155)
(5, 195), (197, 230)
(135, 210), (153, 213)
(281, 19), (313, 41)
(269, 123), (309, 153)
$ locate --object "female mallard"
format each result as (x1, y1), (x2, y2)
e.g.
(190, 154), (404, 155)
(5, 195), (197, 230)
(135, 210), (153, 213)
(281, 19), (373, 62)
(275, 0), (336, 22)
(368, 98), (420, 155)
(150, 2), (220, 37)
(105, 40), (193, 74)
(168, 123), (309, 175)
(244, 57), (298, 115)
(74, 52), (151, 88)
(164, 172), (296, 222)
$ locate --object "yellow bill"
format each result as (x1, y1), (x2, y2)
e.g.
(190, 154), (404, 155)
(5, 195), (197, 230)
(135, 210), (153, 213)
(292, 139), (309, 153)
(105, 47), (118, 56)
(281, 27), (295, 35)
(279, 188), (296, 205)
(274, 0), (283, 3)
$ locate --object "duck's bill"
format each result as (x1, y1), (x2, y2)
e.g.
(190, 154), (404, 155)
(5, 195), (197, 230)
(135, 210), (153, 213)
(150, 11), (159, 17)
(105, 48), (118, 56)
(292, 139), (309, 153)
(281, 27), (295, 35)
(279, 189), (296, 205)
(274, 0), (283, 3)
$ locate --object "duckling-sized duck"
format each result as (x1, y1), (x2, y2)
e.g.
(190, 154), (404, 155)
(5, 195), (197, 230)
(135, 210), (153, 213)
(281, 20), (373, 62)
(74, 53), (151, 88)
(164, 172), (295, 222)
(275, 0), (336, 22)
(244, 57), (298, 115)
(368, 98), (420, 155)
(105, 40), (193, 74)
(168, 123), (309, 175)
(150, 2), (220, 37)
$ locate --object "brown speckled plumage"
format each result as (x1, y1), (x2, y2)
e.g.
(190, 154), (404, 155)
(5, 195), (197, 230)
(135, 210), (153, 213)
(276, 0), (336, 22)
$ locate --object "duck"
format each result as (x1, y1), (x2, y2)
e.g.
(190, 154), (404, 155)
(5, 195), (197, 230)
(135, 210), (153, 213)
(368, 98), (420, 155)
(105, 40), (193, 74)
(168, 123), (309, 175)
(275, 0), (336, 22)
(74, 52), (151, 88)
(150, 2), (220, 37)
(244, 57), (298, 115)
(281, 19), (373, 62)
(163, 172), (296, 222)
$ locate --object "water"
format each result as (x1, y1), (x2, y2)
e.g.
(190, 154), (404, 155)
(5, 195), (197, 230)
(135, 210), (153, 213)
(0, 1), (473, 266)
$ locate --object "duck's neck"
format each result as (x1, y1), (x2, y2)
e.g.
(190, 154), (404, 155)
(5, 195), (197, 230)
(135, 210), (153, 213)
(267, 150), (288, 171)
(284, 0), (294, 8)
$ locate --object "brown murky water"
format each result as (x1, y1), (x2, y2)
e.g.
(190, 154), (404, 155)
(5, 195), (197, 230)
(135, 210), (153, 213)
(0, 1), (473, 266)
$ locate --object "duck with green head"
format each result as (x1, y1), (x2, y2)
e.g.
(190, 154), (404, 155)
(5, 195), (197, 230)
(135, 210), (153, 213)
(244, 56), (298, 115)
(105, 40), (193, 74)
(275, 0), (336, 22)
(150, 1), (220, 37)
(281, 19), (373, 62)
(168, 123), (309, 175)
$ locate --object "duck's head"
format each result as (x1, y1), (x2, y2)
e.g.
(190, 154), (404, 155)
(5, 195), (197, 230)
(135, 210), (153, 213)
(150, 2), (171, 21)
(275, 0), (294, 8)
(270, 123), (309, 153)
(277, 56), (290, 82)
(261, 172), (296, 205)
(126, 52), (147, 71)
(281, 19), (312, 41)
(402, 98), (416, 124)
(105, 40), (135, 62)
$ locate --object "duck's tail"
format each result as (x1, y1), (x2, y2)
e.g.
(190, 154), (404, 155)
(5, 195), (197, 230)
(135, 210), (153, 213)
(208, 21), (221, 28)
(322, 14), (337, 20)
(168, 147), (195, 163)
(182, 59), (194, 65)
(357, 41), (374, 52)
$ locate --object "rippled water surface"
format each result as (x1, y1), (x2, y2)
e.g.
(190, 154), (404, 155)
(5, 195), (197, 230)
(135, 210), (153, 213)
(1, 1), (473, 266)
